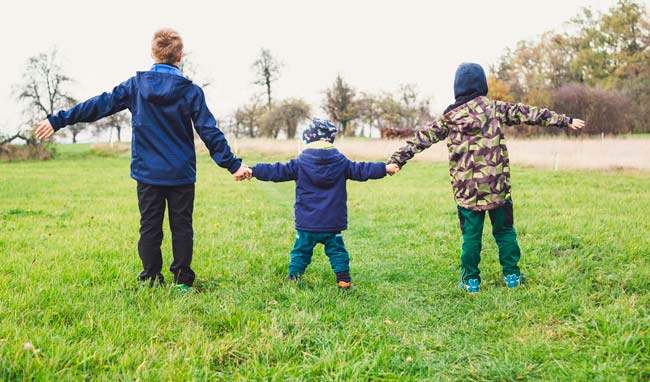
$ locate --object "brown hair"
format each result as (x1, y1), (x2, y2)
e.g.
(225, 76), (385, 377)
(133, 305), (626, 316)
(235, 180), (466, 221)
(151, 28), (183, 65)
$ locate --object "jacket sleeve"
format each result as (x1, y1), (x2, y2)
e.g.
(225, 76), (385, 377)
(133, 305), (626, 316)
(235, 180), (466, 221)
(494, 100), (571, 128)
(346, 161), (386, 181)
(252, 159), (299, 182)
(47, 78), (133, 131)
(191, 87), (242, 174)
(387, 117), (448, 168)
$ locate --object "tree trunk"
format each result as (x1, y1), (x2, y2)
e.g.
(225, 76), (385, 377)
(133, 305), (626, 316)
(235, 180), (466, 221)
(265, 76), (272, 111)
(116, 127), (122, 142)
(72, 132), (78, 144)
(287, 122), (296, 139)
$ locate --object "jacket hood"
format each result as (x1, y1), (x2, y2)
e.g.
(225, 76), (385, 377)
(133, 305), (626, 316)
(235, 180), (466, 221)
(136, 71), (193, 105)
(453, 63), (488, 99)
(299, 148), (347, 189)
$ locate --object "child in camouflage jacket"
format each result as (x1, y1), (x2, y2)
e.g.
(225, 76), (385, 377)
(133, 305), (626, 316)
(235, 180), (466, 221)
(387, 63), (584, 293)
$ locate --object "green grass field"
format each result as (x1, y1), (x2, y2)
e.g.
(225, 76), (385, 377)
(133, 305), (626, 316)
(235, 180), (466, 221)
(1, 145), (649, 381)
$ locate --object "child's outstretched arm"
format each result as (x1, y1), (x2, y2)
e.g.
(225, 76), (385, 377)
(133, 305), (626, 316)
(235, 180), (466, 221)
(387, 116), (449, 168)
(494, 100), (584, 130)
(192, 88), (243, 176)
(35, 79), (134, 140)
(346, 160), (387, 181)
(251, 159), (299, 182)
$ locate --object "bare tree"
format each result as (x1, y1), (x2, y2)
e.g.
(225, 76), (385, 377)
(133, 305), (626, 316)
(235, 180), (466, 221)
(322, 75), (360, 137)
(179, 52), (212, 88)
(66, 122), (88, 144)
(234, 97), (265, 138)
(396, 84), (432, 130)
(259, 98), (311, 139)
(356, 87), (432, 139)
(357, 93), (383, 138)
(280, 99), (311, 139)
(95, 110), (131, 142)
(15, 48), (76, 128)
(259, 109), (283, 138)
(251, 48), (281, 111)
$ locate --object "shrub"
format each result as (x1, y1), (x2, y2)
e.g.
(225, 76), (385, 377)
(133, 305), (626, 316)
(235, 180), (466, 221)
(551, 84), (639, 135)
(0, 143), (54, 161)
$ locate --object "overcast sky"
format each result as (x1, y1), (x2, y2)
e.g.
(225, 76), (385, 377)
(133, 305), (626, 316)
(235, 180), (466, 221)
(1, 0), (623, 136)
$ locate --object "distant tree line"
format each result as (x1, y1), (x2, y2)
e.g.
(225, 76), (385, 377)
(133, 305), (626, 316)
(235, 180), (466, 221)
(490, 0), (650, 136)
(230, 49), (433, 140)
(5, 1), (648, 159)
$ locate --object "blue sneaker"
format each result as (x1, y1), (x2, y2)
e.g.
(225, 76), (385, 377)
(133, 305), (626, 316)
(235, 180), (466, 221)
(459, 279), (480, 293)
(504, 274), (523, 288)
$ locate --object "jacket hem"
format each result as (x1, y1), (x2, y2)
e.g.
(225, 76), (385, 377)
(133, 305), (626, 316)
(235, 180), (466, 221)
(131, 175), (196, 186)
(295, 225), (348, 233)
(457, 199), (507, 212)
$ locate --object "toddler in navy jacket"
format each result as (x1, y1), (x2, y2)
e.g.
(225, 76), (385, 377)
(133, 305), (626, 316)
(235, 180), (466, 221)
(250, 118), (399, 289)
(35, 29), (250, 290)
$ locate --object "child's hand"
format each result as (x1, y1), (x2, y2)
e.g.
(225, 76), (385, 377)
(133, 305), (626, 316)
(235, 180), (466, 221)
(233, 165), (253, 181)
(569, 119), (585, 130)
(34, 119), (54, 140)
(386, 163), (400, 176)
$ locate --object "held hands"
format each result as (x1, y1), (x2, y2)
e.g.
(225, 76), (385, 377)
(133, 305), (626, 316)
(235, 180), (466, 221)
(386, 163), (400, 176)
(233, 164), (253, 181)
(34, 119), (55, 140)
(569, 119), (585, 130)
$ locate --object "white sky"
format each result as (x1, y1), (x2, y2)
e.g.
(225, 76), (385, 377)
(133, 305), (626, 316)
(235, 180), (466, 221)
(0, 0), (622, 136)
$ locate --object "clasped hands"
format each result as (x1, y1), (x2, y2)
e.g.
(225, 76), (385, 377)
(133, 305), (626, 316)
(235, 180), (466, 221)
(233, 165), (253, 181)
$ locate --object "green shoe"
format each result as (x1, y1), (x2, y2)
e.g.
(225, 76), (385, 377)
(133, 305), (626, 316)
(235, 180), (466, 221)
(172, 284), (191, 294)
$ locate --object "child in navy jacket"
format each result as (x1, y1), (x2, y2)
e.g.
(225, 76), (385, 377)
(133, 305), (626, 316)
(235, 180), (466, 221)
(34, 29), (250, 290)
(249, 118), (399, 289)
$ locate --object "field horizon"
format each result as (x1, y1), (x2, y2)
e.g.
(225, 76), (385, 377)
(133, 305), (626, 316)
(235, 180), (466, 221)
(81, 135), (650, 173)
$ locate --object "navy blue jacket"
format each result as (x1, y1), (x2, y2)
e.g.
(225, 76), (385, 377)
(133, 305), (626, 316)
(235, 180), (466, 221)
(48, 67), (241, 185)
(252, 147), (386, 232)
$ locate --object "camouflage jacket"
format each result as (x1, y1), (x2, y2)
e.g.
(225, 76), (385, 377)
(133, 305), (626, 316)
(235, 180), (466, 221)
(388, 96), (571, 211)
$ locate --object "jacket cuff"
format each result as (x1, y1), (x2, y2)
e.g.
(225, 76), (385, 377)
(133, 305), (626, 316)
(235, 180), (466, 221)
(378, 164), (387, 177)
(387, 158), (404, 169)
(47, 115), (63, 131)
(250, 165), (260, 178)
(227, 159), (243, 174)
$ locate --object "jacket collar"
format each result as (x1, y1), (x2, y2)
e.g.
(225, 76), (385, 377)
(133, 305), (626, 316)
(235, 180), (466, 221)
(305, 141), (335, 149)
(150, 63), (185, 78)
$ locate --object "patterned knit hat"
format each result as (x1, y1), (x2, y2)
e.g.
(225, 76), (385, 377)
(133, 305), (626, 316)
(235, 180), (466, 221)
(302, 118), (337, 144)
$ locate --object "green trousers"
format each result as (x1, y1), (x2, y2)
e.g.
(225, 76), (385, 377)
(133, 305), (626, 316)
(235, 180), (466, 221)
(289, 230), (350, 276)
(457, 199), (521, 283)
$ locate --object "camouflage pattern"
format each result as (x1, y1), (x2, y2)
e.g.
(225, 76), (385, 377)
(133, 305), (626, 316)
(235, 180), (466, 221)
(388, 96), (571, 211)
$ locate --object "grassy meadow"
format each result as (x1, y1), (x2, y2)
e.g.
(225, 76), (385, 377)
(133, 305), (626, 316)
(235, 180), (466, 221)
(0, 144), (648, 381)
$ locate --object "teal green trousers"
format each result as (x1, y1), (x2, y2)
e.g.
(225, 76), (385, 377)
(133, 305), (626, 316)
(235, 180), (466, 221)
(457, 199), (521, 283)
(289, 231), (350, 276)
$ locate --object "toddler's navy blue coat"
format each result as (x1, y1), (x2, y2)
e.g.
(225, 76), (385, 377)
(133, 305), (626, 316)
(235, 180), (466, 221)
(252, 148), (386, 232)
(48, 69), (240, 185)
